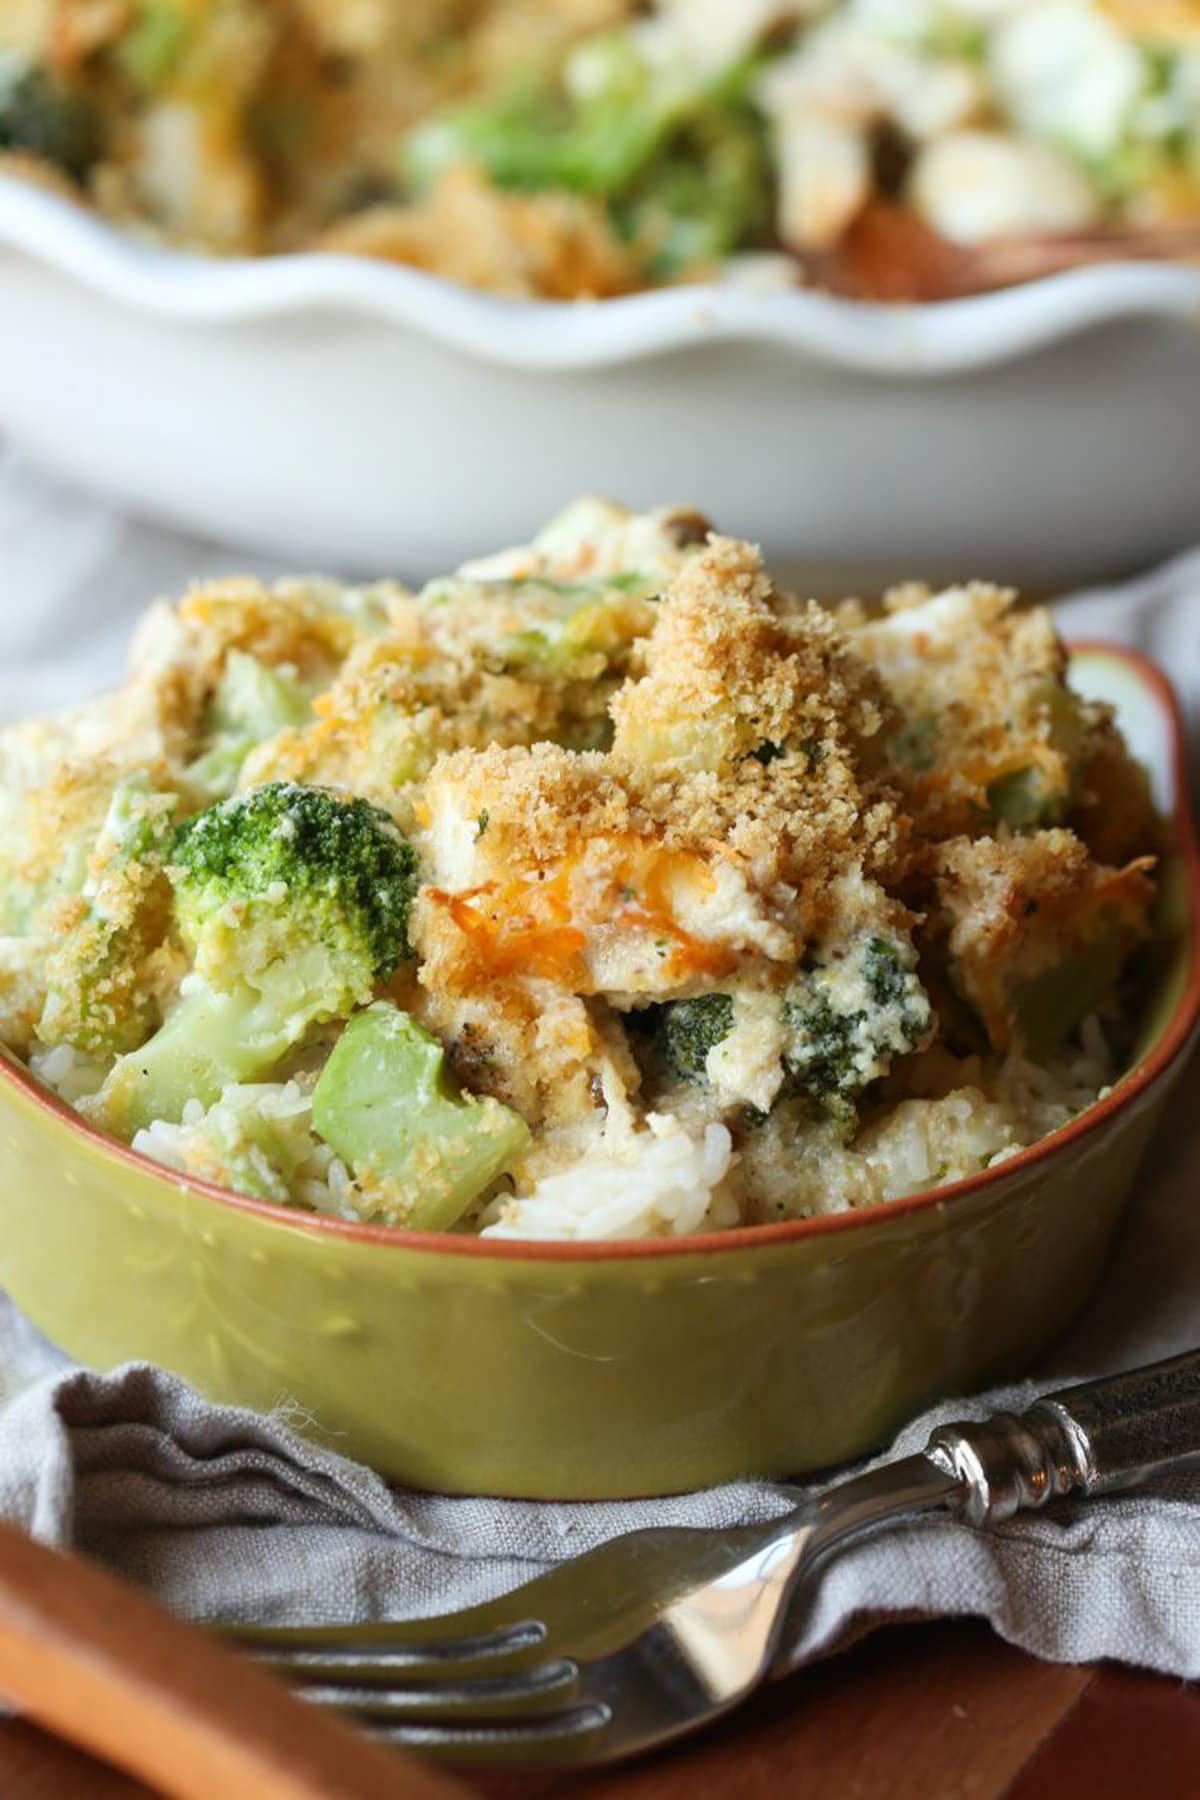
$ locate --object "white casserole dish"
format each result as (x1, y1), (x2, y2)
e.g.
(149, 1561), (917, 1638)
(1, 176), (1199, 583)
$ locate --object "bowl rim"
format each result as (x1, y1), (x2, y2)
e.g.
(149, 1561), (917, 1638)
(2, 175), (1200, 378)
(3, 638), (1198, 1263)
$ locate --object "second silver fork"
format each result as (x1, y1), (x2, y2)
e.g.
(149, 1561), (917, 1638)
(230, 1349), (1200, 1769)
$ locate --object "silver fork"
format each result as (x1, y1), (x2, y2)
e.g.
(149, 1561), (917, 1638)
(229, 1350), (1200, 1770)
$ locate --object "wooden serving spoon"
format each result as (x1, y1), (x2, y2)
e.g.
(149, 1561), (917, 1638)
(812, 201), (1200, 302)
(0, 1519), (463, 1799)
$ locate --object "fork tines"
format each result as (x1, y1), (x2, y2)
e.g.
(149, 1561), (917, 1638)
(231, 1618), (612, 1761)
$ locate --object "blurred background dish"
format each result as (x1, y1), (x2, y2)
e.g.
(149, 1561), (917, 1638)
(1, 0), (1198, 300)
(0, 173), (1198, 583)
(2, 0), (1199, 583)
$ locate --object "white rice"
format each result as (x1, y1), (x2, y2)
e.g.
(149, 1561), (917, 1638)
(28, 1041), (109, 1105)
(481, 1114), (738, 1242)
(130, 1081), (354, 1213)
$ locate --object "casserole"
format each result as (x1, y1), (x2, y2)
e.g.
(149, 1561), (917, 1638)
(0, 642), (1194, 1498)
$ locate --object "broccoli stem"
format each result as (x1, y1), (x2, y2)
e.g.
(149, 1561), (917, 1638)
(312, 1003), (530, 1230)
(102, 979), (302, 1136)
(185, 652), (312, 801)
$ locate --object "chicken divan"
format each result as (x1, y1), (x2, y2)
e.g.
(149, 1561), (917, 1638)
(0, 501), (1160, 1240)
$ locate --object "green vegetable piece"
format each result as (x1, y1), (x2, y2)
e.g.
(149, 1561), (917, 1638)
(178, 1096), (314, 1206)
(889, 716), (939, 773)
(782, 991), (863, 1100)
(661, 994), (735, 1081)
(987, 679), (1088, 829)
(402, 32), (774, 276)
(0, 794), (91, 938)
(656, 941), (930, 1122)
(97, 783), (419, 1134)
(864, 936), (916, 1008)
(105, 977), (307, 1131)
(97, 776), (178, 864)
(118, 2), (190, 88)
(0, 54), (100, 180)
(783, 938), (931, 1104)
(403, 37), (680, 199)
(171, 781), (418, 979)
(312, 1003), (531, 1230)
(923, 19), (987, 60)
(618, 94), (771, 276)
(1011, 933), (1136, 1061)
(986, 767), (1065, 831)
(186, 651), (311, 800)
(496, 579), (656, 672)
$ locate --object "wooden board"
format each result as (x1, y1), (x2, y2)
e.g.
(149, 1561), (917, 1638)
(2, 1620), (1198, 1799)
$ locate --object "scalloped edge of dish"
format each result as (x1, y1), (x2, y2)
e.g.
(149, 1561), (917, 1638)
(2, 176), (1200, 377)
(1, 641), (1197, 1263)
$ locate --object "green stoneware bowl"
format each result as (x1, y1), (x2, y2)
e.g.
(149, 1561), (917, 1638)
(0, 644), (1196, 1499)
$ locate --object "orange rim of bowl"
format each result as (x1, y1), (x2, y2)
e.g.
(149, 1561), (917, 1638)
(3, 639), (1198, 1263)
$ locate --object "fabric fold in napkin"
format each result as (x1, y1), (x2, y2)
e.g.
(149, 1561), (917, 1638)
(3, 1329), (1200, 1677)
(2, 452), (1200, 1678)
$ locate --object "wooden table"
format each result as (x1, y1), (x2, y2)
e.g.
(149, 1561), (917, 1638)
(1, 1617), (1196, 1798)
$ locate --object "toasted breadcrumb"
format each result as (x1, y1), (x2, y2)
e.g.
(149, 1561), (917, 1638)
(1071, 717), (1162, 867)
(611, 536), (888, 769)
(934, 830), (1156, 1054)
(850, 587), (1075, 839)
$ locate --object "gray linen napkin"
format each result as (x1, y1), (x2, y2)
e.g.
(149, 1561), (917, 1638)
(2, 452), (1199, 1676)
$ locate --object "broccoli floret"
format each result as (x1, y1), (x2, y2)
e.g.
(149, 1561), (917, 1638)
(657, 938), (931, 1117)
(782, 991), (863, 1100)
(311, 1002), (531, 1230)
(0, 55), (99, 181)
(185, 651), (312, 801)
(172, 781), (417, 976)
(864, 936), (916, 1008)
(660, 993), (736, 1081)
(38, 775), (180, 1056)
(93, 783), (419, 1135)
(783, 938), (931, 1102)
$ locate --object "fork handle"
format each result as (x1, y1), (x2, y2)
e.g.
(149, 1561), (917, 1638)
(926, 1349), (1200, 1527)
